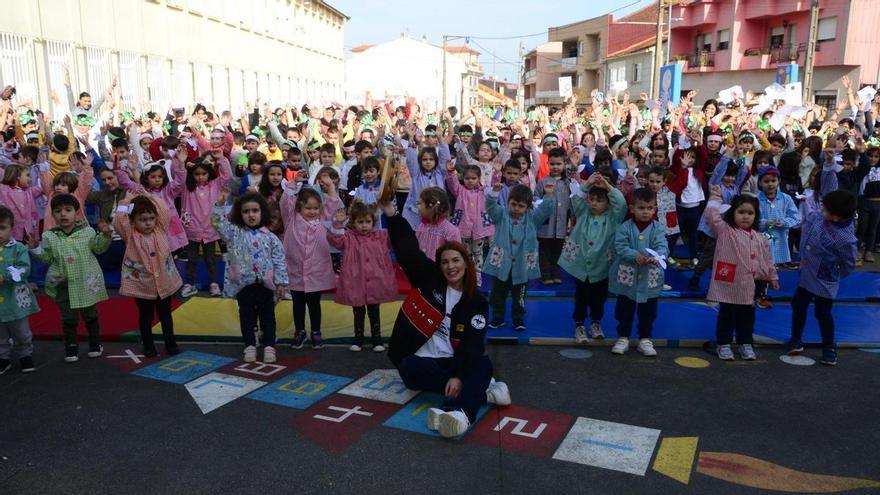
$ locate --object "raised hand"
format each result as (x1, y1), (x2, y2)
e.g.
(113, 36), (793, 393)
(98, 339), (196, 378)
(96, 220), (112, 236)
(24, 233), (38, 249)
(334, 208), (347, 225)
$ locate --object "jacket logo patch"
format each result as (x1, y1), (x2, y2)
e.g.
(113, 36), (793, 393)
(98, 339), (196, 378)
(470, 314), (486, 330)
(714, 261), (737, 283)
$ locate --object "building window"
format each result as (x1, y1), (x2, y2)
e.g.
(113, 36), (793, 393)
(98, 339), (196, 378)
(813, 90), (837, 109)
(770, 26), (785, 49)
(717, 29), (729, 51)
(817, 17), (837, 41)
(632, 63), (642, 83)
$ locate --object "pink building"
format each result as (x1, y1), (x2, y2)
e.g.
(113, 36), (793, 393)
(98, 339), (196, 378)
(670, 0), (880, 108)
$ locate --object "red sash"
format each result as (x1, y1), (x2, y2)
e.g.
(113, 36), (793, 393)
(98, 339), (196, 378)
(401, 289), (444, 339)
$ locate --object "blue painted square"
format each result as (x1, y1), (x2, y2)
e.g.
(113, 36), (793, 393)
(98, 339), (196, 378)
(383, 392), (490, 438)
(132, 351), (235, 384)
(247, 370), (352, 409)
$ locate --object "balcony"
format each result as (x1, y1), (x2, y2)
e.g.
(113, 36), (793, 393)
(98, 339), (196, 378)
(769, 42), (818, 64)
(740, 43), (820, 70)
(690, 51), (715, 67)
(676, 2), (718, 28)
(523, 69), (537, 83)
(742, 1), (809, 20)
(546, 56), (579, 72)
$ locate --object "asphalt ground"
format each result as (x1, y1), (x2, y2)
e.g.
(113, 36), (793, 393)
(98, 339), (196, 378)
(2, 341), (880, 495)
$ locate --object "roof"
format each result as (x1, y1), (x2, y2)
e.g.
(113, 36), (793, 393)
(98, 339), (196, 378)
(349, 44), (374, 53)
(607, 36), (663, 58)
(320, 1), (349, 21)
(445, 45), (480, 55)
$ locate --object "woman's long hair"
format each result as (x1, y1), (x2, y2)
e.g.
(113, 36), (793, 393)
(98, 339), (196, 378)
(434, 241), (478, 300)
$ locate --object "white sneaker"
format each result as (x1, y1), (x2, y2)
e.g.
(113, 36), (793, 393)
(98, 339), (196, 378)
(739, 344), (757, 360)
(662, 284), (672, 291)
(243, 345), (257, 363)
(426, 408), (444, 431)
(717, 344), (735, 360)
(87, 345), (103, 358)
(349, 344), (363, 352)
(611, 337), (629, 355)
(486, 380), (511, 406)
(373, 344), (386, 352)
(691, 258), (699, 269)
(637, 338), (657, 357)
(589, 322), (605, 339)
(263, 346), (276, 364)
(438, 410), (470, 438)
(181, 284), (197, 298)
(209, 283), (222, 297)
(574, 325), (589, 344)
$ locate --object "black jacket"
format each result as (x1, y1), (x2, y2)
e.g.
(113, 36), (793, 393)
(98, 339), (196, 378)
(386, 215), (489, 378)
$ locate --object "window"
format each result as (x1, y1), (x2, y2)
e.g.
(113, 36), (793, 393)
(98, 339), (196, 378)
(770, 26), (784, 49)
(813, 90), (837, 109)
(632, 63), (642, 83)
(695, 33), (712, 53)
(609, 64), (625, 84)
(817, 17), (837, 41)
(717, 29), (730, 50)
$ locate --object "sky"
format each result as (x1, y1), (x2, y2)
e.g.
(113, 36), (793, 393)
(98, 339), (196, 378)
(332, 0), (653, 83)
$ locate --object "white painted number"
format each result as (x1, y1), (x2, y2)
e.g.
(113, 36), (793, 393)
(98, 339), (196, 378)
(313, 405), (374, 423)
(494, 417), (548, 438)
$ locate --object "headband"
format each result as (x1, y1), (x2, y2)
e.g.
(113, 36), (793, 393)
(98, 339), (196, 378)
(144, 160), (166, 173)
(245, 134), (259, 142)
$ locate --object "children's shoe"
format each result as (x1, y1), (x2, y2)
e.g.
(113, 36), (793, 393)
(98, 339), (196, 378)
(0, 359), (11, 374)
(662, 284), (672, 291)
(243, 345), (257, 363)
(372, 344), (386, 353)
(487, 320), (505, 329)
(513, 321), (527, 332)
(144, 347), (158, 358)
(263, 346), (277, 364)
(540, 278), (552, 284)
(486, 380), (511, 406)
(574, 325), (589, 344)
(64, 345), (79, 363)
(756, 296), (773, 309)
(820, 347), (838, 366)
(611, 337), (629, 355)
(589, 322), (605, 340)
(180, 284), (198, 298)
(637, 338), (657, 357)
(785, 339), (804, 355)
(552, 278), (563, 284)
(426, 408), (444, 431)
(739, 344), (757, 360)
(864, 251), (876, 263)
(690, 258), (699, 269)
(716, 344), (735, 361)
(209, 283), (222, 297)
(311, 332), (324, 349)
(438, 410), (470, 438)
(687, 277), (701, 291)
(19, 356), (35, 373)
(166, 345), (181, 355)
(290, 331), (308, 349)
(349, 344), (363, 352)
(87, 344), (103, 358)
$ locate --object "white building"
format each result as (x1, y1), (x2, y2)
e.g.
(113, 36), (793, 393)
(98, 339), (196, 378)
(0, 0), (347, 114)
(345, 35), (471, 113)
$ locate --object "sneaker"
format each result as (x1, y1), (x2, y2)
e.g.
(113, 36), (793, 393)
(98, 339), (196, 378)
(438, 410), (470, 438)
(426, 408), (444, 431)
(541, 278), (553, 285)
(263, 346), (277, 364)
(589, 322), (605, 340)
(552, 278), (563, 284)
(739, 344), (757, 360)
(144, 347), (158, 358)
(311, 332), (323, 349)
(0, 359), (11, 374)
(574, 325), (589, 344)
(290, 331), (308, 349)
(611, 337), (629, 355)
(864, 251), (876, 263)
(820, 347), (838, 366)
(243, 345), (257, 363)
(349, 344), (363, 352)
(64, 345), (79, 363)
(372, 344), (386, 353)
(19, 356), (35, 373)
(486, 380), (511, 406)
(513, 321), (527, 332)
(687, 277), (701, 291)
(87, 344), (103, 358)
(209, 283), (222, 297)
(716, 344), (735, 361)
(487, 320), (505, 329)
(785, 339), (804, 355)
(662, 284), (672, 291)
(637, 338), (657, 357)
(181, 284), (198, 298)
(690, 258), (699, 269)
(756, 296), (773, 309)
(166, 345), (181, 355)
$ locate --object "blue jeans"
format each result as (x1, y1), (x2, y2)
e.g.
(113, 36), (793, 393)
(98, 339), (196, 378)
(398, 354), (493, 423)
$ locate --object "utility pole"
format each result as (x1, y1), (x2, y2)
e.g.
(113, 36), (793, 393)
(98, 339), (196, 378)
(442, 34), (448, 112)
(802, 0), (820, 104)
(666, 0), (673, 64)
(652, 0), (665, 99)
(517, 40), (524, 113)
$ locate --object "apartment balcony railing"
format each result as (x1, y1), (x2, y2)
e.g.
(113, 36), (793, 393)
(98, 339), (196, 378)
(523, 69), (537, 81)
(689, 51), (715, 68)
(769, 42), (819, 63)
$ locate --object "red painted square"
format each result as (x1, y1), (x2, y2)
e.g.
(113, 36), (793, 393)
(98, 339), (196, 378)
(465, 405), (574, 457)
(713, 261), (737, 283)
(218, 356), (316, 382)
(293, 394), (399, 453)
(102, 344), (162, 372)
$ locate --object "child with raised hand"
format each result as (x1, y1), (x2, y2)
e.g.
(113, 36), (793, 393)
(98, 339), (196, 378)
(704, 186), (778, 360)
(415, 187), (461, 261)
(485, 182), (558, 331)
(280, 173), (341, 350)
(0, 207), (39, 374)
(212, 192), (288, 364)
(689, 163), (740, 291)
(560, 173), (627, 343)
(0, 164), (42, 242)
(26, 194), (111, 363)
(39, 151), (94, 232)
(329, 201), (399, 352)
(755, 165), (800, 308)
(114, 192), (182, 357)
(255, 161), (286, 204)
(402, 146), (446, 229)
(537, 148), (573, 284)
(609, 187), (668, 357)
(179, 149), (232, 298)
(786, 152), (858, 366)
(446, 162), (494, 287)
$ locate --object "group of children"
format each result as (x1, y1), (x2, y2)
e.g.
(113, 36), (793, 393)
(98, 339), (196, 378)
(0, 82), (869, 374)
